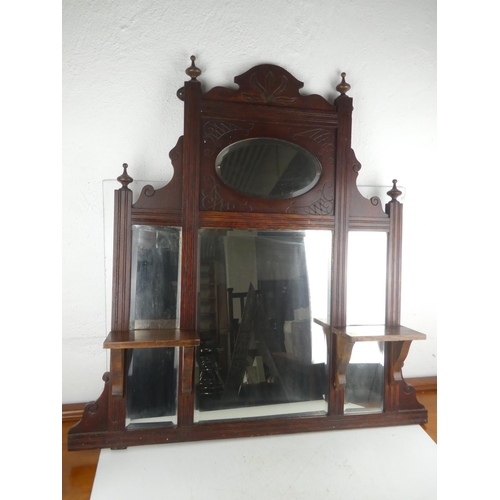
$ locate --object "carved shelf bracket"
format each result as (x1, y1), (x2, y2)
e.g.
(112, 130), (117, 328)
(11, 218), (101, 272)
(335, 336), (355, 391)
(67, 373), (111, 437)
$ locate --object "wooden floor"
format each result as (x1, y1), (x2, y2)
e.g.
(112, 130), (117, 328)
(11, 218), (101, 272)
(62, 389), (437, 500)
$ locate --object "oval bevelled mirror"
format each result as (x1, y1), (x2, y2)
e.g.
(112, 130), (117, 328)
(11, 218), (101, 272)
(215, 138), (322, 199)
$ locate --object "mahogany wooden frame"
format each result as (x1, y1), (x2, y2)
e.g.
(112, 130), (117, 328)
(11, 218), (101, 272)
(68, 58), (427, 451)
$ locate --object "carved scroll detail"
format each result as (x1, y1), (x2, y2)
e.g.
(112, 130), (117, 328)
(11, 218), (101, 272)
(201, 175), (236, 211)
(385, 341), (425, 412)
(143, 185), (156, 197)
(203, 120), (254, 156)
(242, 72), (297, 104)
(201, 176), (254, 212)
(349, 149), (386, 215)
(68, 372), (110, 435)
(133, 136), (183, 210)
(286, 181), (334, 215)
(292, 128), (334, 158)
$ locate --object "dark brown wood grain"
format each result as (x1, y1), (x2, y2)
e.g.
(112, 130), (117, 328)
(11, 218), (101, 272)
(203, 64), (335, 111)
(68, 60), (428, 451)
(68, 373), (111, 436)
(68, 406), (427, 451)
(385, 198), (403, 326)
(177, 346), (195, 427)
(199, 103), (337, 215)
(104, 329), (200, 349)
(110, 187), (133, 331)
(180, 80), (202, 331)
(326, 92), (353, 415)
(105, 179), (134, 439)
(199, 211), (334, 230)
(133, 136), (184, 212)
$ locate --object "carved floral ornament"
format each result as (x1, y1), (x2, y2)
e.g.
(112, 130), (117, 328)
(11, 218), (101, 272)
(242, 72), (297, 104)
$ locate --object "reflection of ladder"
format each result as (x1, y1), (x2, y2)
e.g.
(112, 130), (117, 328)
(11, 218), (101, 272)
(224, 284), (290, 403)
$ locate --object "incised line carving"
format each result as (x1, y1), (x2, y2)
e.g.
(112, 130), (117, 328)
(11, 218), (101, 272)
(242, 72), (297, 104)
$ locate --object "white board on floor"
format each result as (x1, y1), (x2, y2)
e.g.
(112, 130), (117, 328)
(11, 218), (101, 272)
(91, 425), (437, 500)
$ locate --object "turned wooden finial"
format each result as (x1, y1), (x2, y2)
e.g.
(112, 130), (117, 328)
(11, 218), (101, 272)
(336, 72), (351, 95)
(387, 179), (402, 203)
(186, 55), (202, 81)
(117, 163), (133, 190)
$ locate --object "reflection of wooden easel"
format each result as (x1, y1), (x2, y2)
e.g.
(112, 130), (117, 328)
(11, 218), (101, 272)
(227, 287), (248, 355)
(223, 284), (289, 404)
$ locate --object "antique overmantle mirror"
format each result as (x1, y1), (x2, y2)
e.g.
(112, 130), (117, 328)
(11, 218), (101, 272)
(68, 57), (427, 451)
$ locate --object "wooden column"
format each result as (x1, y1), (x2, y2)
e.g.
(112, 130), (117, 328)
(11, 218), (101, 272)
(329, 74), (353, 415)
(178, 57), (202, 426)
(109, 164), (134, 433)
(385, 180), (403, 326)
(384, 181), (405, 412)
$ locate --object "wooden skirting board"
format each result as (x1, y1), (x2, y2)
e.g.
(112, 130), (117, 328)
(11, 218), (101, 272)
(406, 376), (437, 392)
(62, 403), (88, 422)
(62, 376), (436, 422)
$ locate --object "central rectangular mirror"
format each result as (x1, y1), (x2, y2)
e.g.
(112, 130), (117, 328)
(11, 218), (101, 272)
(194, 228), (332, 422)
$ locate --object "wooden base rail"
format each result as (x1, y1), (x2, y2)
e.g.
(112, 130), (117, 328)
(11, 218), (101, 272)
(62, 376), (436, 423)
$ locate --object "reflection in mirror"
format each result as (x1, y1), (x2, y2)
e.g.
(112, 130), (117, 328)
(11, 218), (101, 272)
(344, 342), (384, 414)
(345, 231), (387, 414)
(215, 138), (322, 199)
(195, 229), (332, 422)
(126, 225), (181, 427)
(126, 347), (179, 427)
(129, 225), (181, 329)
(346, 231), (387, 325)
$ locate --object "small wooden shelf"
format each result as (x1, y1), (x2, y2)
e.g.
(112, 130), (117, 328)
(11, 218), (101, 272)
(104, 329), (200, 349)
(333, 325), (426, 342)
(313, 320), (426, 342)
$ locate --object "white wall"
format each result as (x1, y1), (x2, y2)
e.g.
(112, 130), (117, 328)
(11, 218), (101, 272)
(62, 0), (436, 403)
